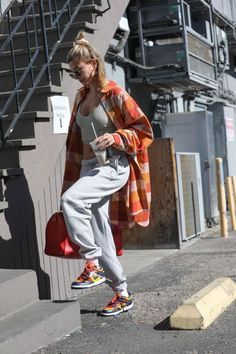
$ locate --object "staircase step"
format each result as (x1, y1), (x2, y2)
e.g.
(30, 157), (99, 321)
(0, 148), (20, 169)
(0, 84), (63, 98)
(0, 299), (81, 354)
(0, 201), (8, 212)
(0, 110), (53, 141)
(0, 168), (23, 178)
(2, 139), (36, 149)
(0, 269), (39, 320)
(0, 21), (96, 51)
(2, 111), (54, 122)
(0, 85), (63, 114)
(1, 115), (35, 140)
(0, 63), (68, 91)
(0, 41), (74, 69)
(7, 4), (102, 31)
(10, 0), (102, 15)
(10, 0), (88, 16)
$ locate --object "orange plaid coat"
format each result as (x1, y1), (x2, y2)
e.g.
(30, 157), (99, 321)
(62, 81), (154, 228)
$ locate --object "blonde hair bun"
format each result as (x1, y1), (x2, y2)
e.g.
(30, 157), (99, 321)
(74, 32), (89, 46)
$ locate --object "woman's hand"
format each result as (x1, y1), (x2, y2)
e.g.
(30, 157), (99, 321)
(95, 133), (115, 150)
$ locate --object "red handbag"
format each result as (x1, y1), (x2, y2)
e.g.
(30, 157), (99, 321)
(45, 212), (123, 258)
(45, 212), (80, 258)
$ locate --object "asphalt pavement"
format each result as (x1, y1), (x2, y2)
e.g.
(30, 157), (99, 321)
(33, 228), (236, 354)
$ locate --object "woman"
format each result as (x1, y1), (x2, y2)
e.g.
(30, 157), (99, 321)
(61, 32), (153, 317)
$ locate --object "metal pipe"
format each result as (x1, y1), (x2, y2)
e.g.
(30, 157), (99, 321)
(136, 0), (145, 66)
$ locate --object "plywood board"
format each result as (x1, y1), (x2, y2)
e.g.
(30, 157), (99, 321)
(123, 138), (180, 249)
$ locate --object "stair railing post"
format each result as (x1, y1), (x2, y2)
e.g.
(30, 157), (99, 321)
(38, 0), (51, 83)
(7, 12), (20, 113)
(0, 117), (4, 143)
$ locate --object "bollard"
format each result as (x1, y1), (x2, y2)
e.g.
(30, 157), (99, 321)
(226, 177), (236, 231)
(215, 158), (228, 237)
(232, 176), (236, 215)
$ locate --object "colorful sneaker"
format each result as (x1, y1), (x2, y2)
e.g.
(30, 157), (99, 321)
(71, 262), (106, 289)
(101, 293), (133, 316)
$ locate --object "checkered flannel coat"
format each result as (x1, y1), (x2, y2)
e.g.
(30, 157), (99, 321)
(62, 81), (154, 228)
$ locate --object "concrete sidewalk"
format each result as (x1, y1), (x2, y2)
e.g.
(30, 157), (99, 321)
(120, 249), (178, 276)
(34, 229), (236, 354)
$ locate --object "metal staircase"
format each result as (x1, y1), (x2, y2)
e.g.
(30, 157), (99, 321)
(0, 0), (101, 213)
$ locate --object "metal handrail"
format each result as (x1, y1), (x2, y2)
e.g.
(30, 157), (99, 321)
(0, 0), (87, 151)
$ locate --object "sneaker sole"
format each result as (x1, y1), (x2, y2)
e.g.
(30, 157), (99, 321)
(71, 278), (106, 289)
(100, 302), (134, 317)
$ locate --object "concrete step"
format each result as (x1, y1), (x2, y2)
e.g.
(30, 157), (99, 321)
(0, 168), (23, 179)
(0, 42), (71, 70)
(0, 139), (35, 171)
(0, 111), (53, 140)
(0, 201), (8, 212)
(0, 269), (39, 320)
(0, 299), (81, 354)
(0, 169), (22, 209)
(0, 20), (96, 52)
(1, 115), (35, 140)
(5, 4), (102, 32)
(2, 111), (54, 122)
(1, 139), (36, 149)
(0, 21), (95, 70)
(0, 63), (66, 92)
(11, 0), (85, 16)
(0, 84), (63, 115)
(10, 0), (103, 16)
(0, 148), (20, 169)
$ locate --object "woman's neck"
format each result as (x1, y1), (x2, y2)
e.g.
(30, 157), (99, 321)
(84, 78), (109, 97)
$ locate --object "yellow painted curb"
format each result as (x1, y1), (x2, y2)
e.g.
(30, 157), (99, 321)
(170, 277), (236, 330)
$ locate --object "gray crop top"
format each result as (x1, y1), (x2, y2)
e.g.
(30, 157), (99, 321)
(76, 103), (116, 144)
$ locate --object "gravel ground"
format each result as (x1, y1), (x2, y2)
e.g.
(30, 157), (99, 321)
(33, 232), (236, 354)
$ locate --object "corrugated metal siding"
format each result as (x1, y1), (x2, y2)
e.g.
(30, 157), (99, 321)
(34, 144), (82, 300)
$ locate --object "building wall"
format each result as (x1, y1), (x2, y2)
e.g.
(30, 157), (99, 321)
(106, 61), (126, 88)
(224, 105), (236, 177)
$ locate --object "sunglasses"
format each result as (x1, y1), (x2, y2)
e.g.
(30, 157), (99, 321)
(65, 68), (81, 80)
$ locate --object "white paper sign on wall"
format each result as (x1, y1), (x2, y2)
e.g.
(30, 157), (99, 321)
(50, 96), (71, 134)
(225, 117), (235, 142)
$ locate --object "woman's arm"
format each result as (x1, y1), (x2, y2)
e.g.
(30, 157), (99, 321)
(111, 88), (154, 155)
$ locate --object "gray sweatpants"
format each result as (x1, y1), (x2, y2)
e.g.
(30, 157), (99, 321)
(61, 153), (130, 292)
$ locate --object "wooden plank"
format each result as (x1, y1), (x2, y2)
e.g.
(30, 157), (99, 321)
(215, 158), (228, 237)
(123, 138), (180, 249)
(226, 177), (236, 231)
